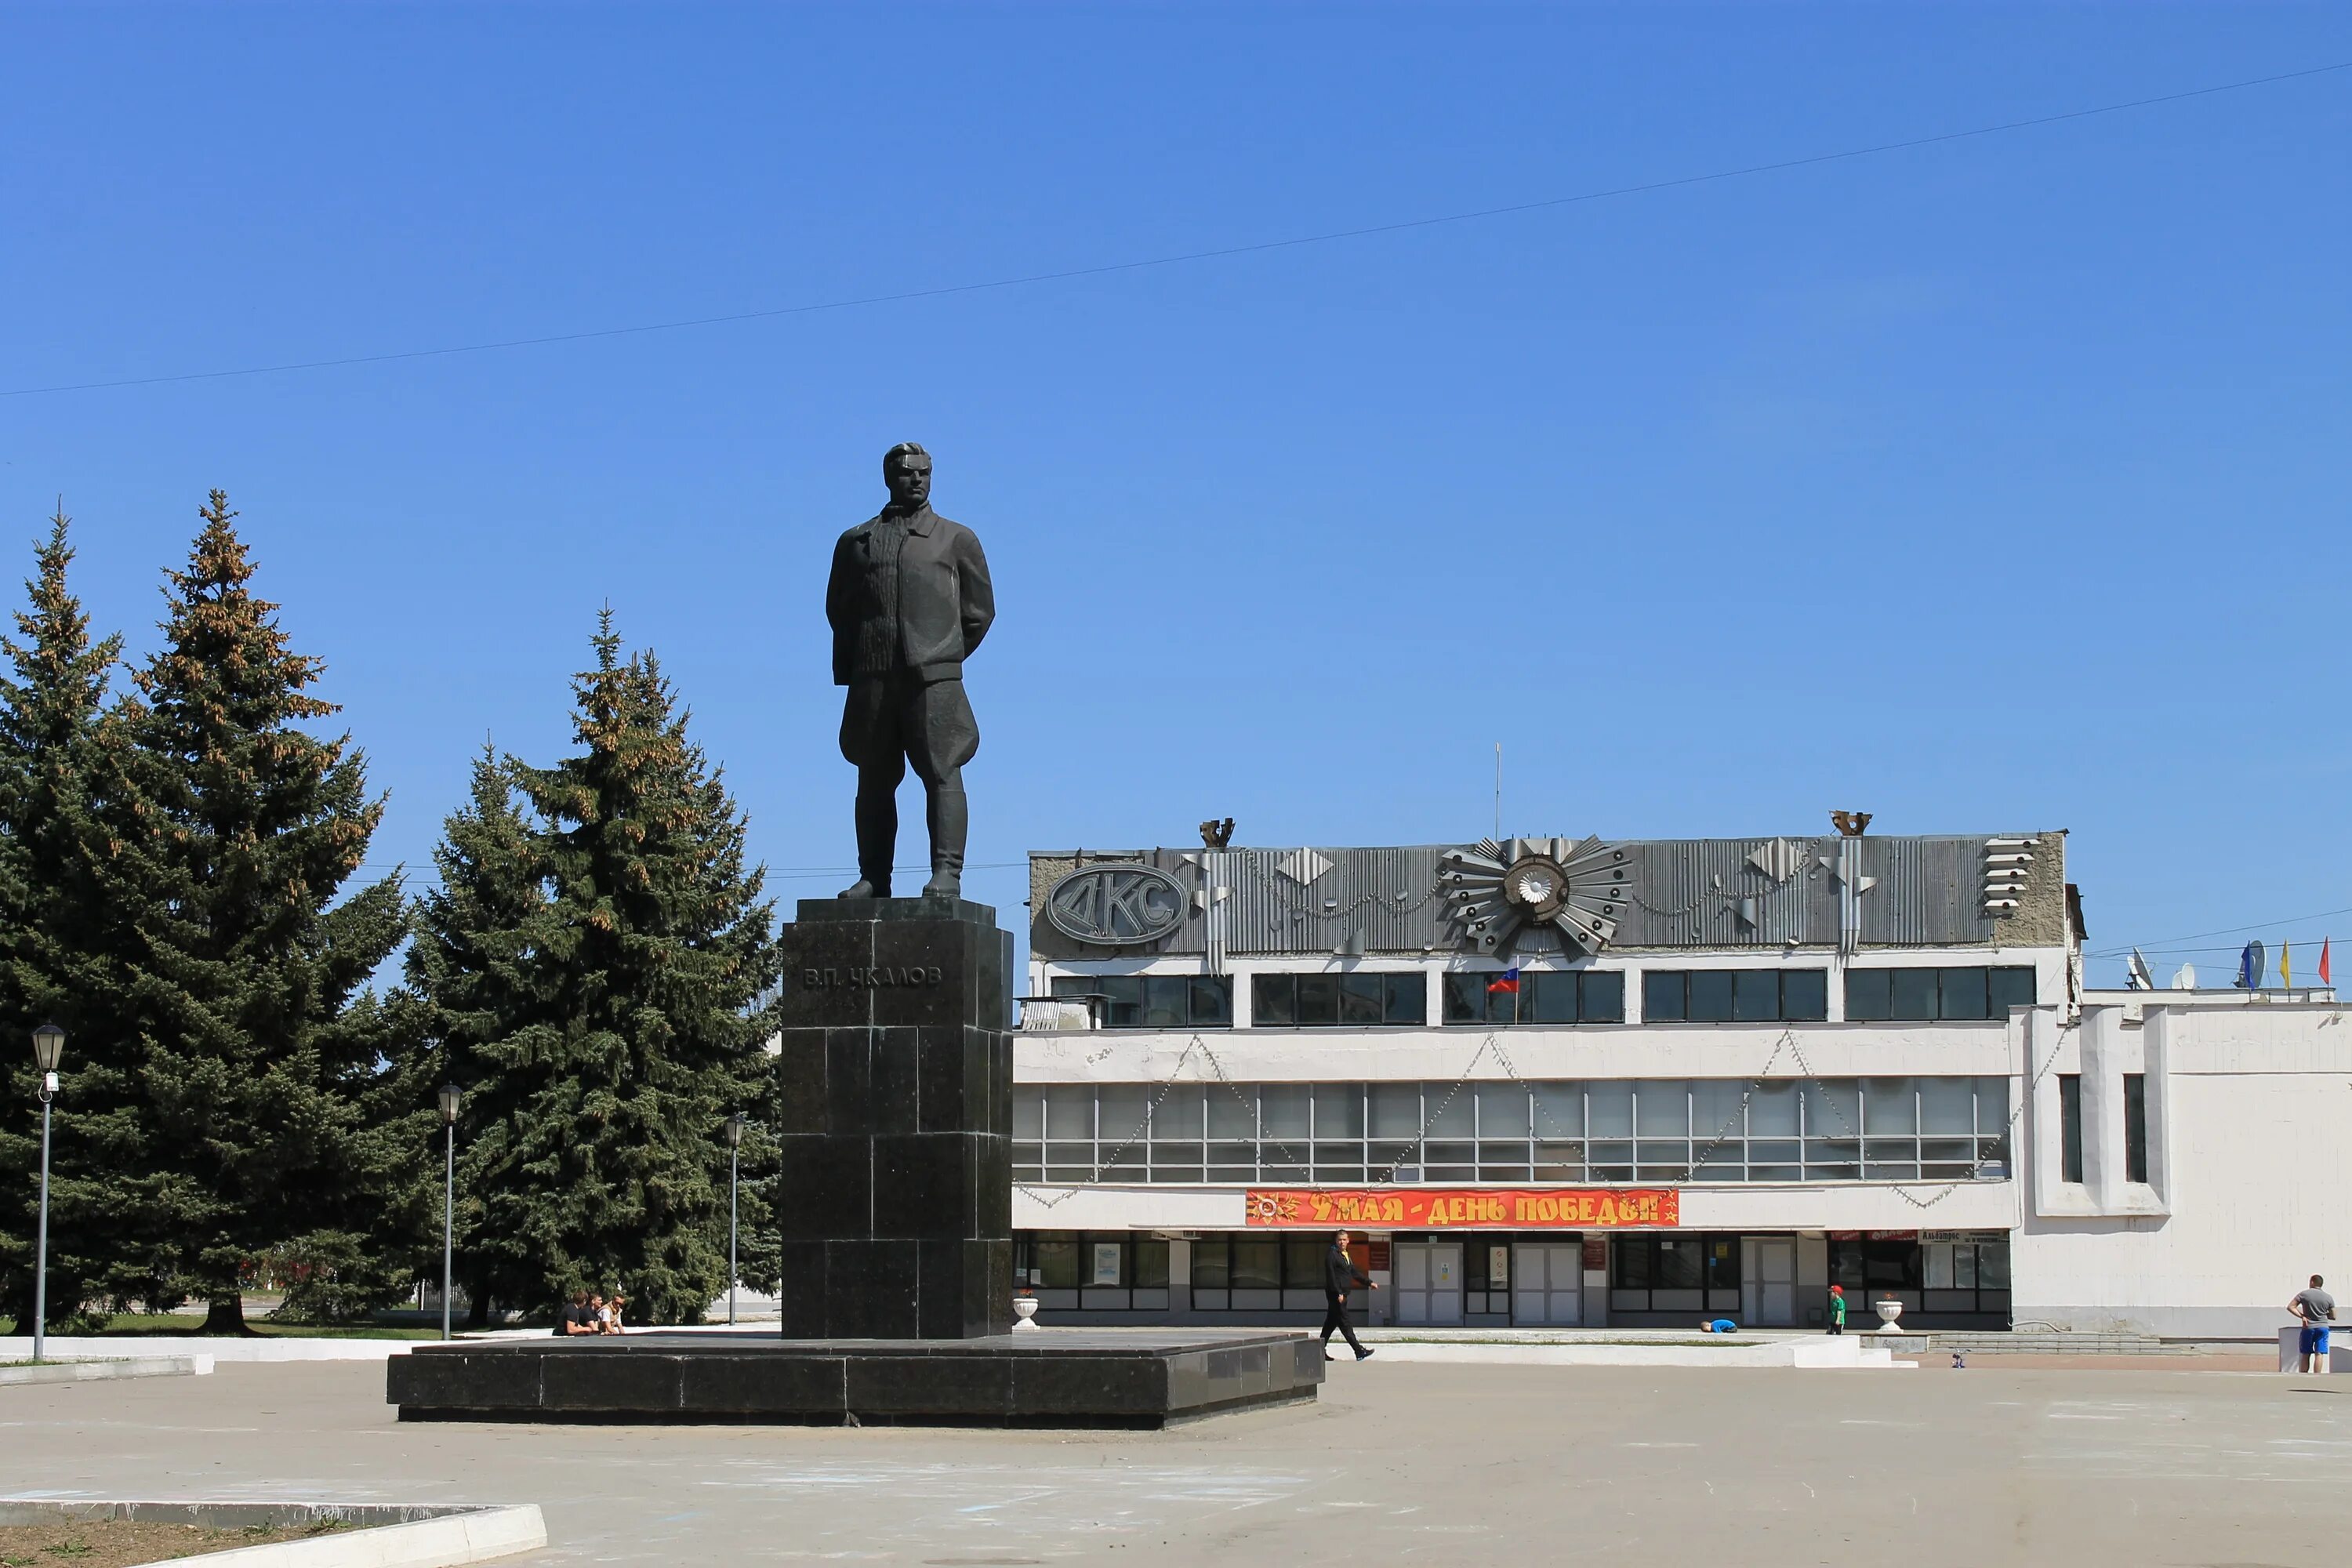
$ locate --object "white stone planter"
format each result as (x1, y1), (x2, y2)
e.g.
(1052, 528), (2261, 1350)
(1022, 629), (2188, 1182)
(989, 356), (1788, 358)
(1873, 1298), (1905, 1333)
(1012, 1297), (1040, 1331)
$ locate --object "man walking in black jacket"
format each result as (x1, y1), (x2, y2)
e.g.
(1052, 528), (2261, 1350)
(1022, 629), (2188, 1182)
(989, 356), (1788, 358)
(1322, 1231), (1376, 1362)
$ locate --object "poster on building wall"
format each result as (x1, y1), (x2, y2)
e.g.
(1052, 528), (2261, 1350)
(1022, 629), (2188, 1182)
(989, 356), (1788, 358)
(1091, 1243), (1122, 1286)
(1243, 1188), (1679, 1229)
(1489, 1246), (1511, 1287)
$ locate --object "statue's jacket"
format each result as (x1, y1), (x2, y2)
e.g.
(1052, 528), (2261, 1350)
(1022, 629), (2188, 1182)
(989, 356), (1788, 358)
(826, 505), (995, 686)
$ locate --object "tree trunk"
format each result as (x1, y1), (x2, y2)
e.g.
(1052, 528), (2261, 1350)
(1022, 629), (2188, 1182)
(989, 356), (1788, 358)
(201, 1294), (252, 1335)
(466, 1285), (492, 1330)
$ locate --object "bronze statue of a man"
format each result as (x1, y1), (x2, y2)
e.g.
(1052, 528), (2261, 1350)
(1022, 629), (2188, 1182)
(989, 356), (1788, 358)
(825, 442), (996, 899)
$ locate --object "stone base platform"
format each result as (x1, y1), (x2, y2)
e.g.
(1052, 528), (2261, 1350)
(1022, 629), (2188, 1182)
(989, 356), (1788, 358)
(387, 1329), (1323, 1428)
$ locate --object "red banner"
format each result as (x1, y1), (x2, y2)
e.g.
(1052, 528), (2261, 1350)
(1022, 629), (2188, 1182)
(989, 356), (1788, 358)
(1244, 1188), (1679, 1229)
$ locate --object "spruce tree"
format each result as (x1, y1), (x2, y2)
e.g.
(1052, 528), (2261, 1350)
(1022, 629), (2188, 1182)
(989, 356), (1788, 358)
(404, 746), (553, 1324)
(431, 614), (778, 1324)
(0, 508), (162, 1330)
(125, 491), (416, 1332)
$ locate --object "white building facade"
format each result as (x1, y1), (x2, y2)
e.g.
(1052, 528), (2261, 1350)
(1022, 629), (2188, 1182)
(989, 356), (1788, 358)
(1011, 830), (2348, 1338)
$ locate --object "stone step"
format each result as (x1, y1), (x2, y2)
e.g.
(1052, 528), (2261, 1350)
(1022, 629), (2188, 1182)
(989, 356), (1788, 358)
(1910, 1332), (2169, 1354)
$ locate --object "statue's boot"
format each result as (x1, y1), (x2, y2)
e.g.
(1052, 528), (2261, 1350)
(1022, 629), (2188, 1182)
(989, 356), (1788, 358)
(921, 786), (967, 899)
(844, 773), (897, 899)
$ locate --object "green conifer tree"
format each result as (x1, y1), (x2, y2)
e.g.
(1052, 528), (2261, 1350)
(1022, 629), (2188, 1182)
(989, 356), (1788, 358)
(0, 507), (163, 1330)
(439, 614), (778, 1324)
(125, 491), (416, 1333)
(404, 746), (553, 1324)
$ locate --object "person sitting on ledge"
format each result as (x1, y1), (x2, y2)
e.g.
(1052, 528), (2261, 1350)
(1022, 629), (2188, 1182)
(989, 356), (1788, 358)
(559, 1290), (597, 1336)
(604, 1293), (628, 1334)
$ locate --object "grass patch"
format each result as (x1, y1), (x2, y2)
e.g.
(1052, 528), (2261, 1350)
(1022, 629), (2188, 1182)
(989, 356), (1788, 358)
(0, 1519), (347, 1568)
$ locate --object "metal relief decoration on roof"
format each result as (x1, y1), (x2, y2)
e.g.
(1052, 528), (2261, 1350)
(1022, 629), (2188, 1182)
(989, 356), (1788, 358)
(1026, 833), (2040, 960)
(1747, 837), (1805, 886)
(1982, 837), (2034, 916)
(1274, 848), (1332, 886)
(1181, 848), (1236, 975)
(1043, 863), (1189, 946)
(1440, 836), (1628, 956)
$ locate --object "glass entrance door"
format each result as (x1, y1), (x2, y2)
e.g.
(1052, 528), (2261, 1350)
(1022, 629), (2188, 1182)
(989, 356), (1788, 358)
(1393, 1243), (1463, 1325)
(1512, 1241), (1583, 1325)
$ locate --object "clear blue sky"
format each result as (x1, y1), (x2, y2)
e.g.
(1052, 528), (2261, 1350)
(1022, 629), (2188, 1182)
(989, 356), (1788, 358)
(5, 5), (2347, 986)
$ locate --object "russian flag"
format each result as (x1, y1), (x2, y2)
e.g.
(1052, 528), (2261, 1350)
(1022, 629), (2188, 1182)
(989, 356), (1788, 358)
(1487, 965), (1521, 995)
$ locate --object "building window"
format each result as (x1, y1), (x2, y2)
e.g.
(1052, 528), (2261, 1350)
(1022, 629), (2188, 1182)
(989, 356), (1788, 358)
(1014, 1231), (1172, 1312)
(1610, 1233), (1742, 1314)
(2058, 1073), (2084, 1183)
(1443, 970), (1624, 1025)
(1843, 1234), (2011, 1319)
(2123, 1073), (2148, 1184)
(1831, 1238), (1915, 1293)
(1642, 969), (1828, 1022)
(1048, 974), (1232, 1028)
(1011, 1076), (2009, 1187)
(1186, 1235), (1331, 1312)
(1250, 972), (1425, 1027)
(1844, 966), (2036, 1022)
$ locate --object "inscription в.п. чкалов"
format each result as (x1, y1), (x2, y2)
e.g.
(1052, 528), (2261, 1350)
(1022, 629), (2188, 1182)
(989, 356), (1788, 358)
(800, 965), (947, 989)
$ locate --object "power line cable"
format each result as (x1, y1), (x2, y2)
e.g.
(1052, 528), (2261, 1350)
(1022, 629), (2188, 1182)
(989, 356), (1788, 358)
(5, 60), (2345, 400)
(2087, 903), (2352, 958)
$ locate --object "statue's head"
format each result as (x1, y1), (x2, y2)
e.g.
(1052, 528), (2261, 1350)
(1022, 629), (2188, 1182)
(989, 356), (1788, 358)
(883, 442), (931, 512)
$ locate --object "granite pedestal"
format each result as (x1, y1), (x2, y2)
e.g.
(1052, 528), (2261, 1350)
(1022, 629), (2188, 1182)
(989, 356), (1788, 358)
(772, 895), (1016, 1338)
(387, 1330), (1324, 1428)
(387, 896), (1318, 1426)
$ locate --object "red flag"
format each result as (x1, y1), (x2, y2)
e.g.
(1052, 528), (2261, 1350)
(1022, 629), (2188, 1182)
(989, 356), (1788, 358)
(2321, 940), (2332, 986)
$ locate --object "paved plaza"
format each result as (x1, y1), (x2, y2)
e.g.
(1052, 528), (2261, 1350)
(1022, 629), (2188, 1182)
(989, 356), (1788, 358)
(3, 1357), (2349, 1564)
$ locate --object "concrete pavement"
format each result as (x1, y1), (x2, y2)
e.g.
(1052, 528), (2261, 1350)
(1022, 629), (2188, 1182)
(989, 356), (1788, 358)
(3, 1357), (2348, 1564)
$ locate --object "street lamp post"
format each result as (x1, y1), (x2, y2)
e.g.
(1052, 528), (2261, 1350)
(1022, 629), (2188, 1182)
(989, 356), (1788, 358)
(437, 1083), (461, 1341)
(724, 1112), (746, 1326)
(28, 1025), (64, 1365)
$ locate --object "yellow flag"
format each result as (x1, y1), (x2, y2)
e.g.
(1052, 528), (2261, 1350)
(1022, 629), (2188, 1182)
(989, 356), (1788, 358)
(2281, 942), (2292, 988)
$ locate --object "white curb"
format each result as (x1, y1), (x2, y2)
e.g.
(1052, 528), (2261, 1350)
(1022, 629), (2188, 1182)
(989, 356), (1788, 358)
(156, 1505), (546, 1568)
(1353, 1338), (1905, 1368)
(0, 1337), (416, 1363)
(0, 1501), (544, 1568)
(0, 1356), (212, 1385)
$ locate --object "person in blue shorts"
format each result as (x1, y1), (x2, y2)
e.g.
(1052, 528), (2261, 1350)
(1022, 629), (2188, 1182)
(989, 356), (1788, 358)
(2292, 1273), (2336, 1374)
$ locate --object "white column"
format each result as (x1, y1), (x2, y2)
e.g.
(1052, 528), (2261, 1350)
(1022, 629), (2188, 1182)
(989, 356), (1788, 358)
(2080, 1006), (2124, 1210)
(2142, 1005), (2174, 1203)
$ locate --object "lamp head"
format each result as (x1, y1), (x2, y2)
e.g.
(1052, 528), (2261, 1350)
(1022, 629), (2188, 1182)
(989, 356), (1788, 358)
(724, 1112), (746, 1149)
(437, 1083), (462, 1125)
(31, 1022), (64, 1073)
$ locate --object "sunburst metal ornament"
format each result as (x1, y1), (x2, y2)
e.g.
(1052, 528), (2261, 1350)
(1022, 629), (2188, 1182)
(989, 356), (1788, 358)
(1439, 836), (1629, 956)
